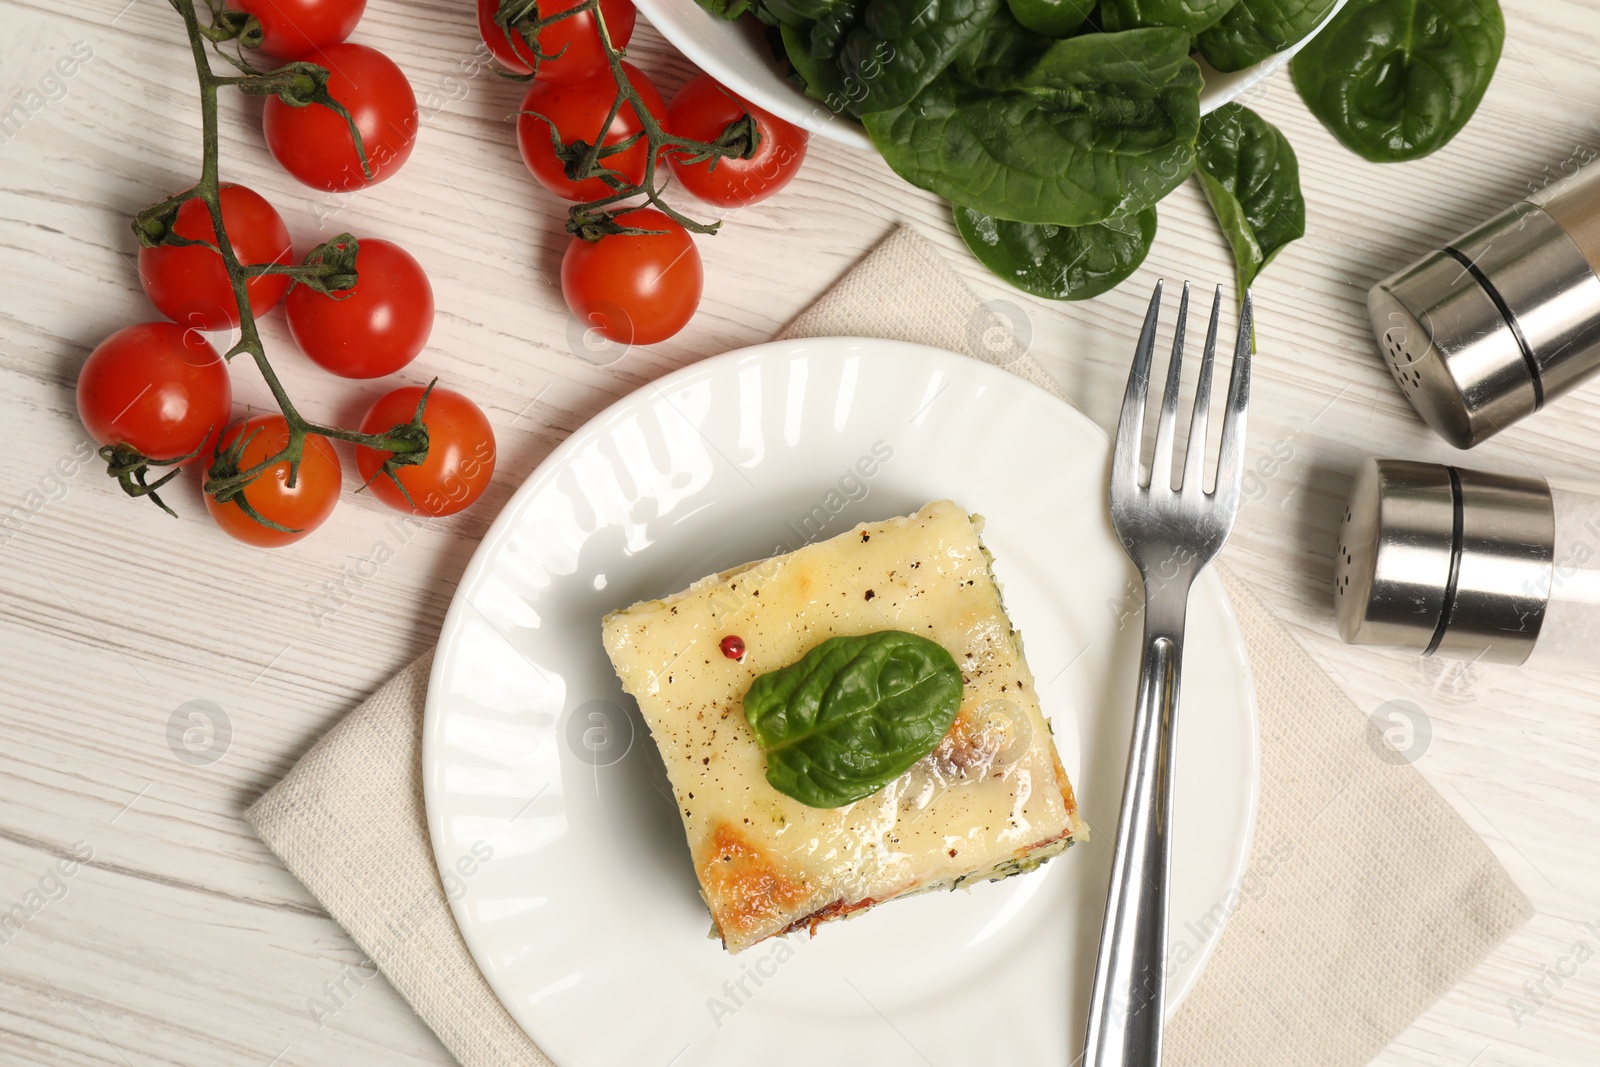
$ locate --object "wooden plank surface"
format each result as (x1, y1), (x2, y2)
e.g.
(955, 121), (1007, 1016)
(2, 0), (1598, 1062)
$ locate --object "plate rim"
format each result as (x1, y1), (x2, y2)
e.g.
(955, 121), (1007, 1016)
(422, 335), (1261, 1059)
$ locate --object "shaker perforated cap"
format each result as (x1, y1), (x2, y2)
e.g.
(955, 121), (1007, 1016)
(1334, 458), (1556, 665)
(1368, 201), (1600, 449)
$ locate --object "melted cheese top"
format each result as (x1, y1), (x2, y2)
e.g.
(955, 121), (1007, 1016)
(602, 500), (1082, 952)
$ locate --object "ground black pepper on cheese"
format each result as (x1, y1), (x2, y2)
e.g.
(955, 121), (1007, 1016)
(600, 499), (1086, 953)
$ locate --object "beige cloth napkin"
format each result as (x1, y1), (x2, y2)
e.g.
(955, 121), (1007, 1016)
(246, 227), (1532, 1067)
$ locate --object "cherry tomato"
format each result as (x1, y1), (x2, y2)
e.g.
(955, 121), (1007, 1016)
(225, 0), (366, 60)
(561, 208), (702, 346)
(516, 62), (665, 202)
(666, 75), (808, 207)
(263, 43), (418, 192)
(138, 184), (293, 331)
(478, 0), (637, 79)
(355, 386), (495, 517)
(206, 415), (342, 547)
(286, 238), (433, 379)
(77, 323), (232, 462)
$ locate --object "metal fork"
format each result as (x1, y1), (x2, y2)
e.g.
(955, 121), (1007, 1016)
(1081, 281), (1253, 1066)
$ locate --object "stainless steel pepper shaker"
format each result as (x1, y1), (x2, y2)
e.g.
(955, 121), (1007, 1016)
(1335, 457), (1600, 668)
(1368, 170), (1600, 448)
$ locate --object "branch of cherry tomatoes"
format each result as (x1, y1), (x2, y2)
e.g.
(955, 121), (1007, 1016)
(77, 0), (812, 548)
(77, 0), (497, 546)
(483, 0), (810, 346)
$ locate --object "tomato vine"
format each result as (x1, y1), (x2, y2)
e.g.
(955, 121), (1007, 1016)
(114, 0), (433, 522)
(491, 0), (760, 240)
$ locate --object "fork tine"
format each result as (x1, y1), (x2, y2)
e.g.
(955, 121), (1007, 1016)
(1182, 287), (1224, 493)
(1113, 281), (1164, 493)
(1213, 290), (1255, 504)
(1148, 283), (1189, 492)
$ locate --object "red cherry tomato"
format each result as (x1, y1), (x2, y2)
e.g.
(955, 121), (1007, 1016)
(225, 0), (366, 60)
(206, 415), (342, 547)
(263, 43), (418, 191)
(516, 62), (665, 202)
(478, 0), (637, 79)
(355, 386), (496, 517)
(77, 323), (232, 462)
(666, 75), (808, 207)
(286, 237), (433, 379)
(561, 208), (702, 346)
(138, 184), (293, 331)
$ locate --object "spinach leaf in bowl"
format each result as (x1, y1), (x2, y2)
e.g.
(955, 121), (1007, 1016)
(862, 24), (1203, 226)
(777, 0), (1001, 117)
(955, 205), (1158, 300)
(697, 0), (757, 18)
(1197, 0), (1337, 73)
(1100, 0), (1241, 34)
(1291, 0), (1504, 162)
(1005, 0), (1094, 37)
(761, 0), (847, 23)
(1195, 103), (1304, 296)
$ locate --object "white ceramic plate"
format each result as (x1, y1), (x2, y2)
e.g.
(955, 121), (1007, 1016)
(423, 337), (1259, 1066)
(633, 0), (1350, 148)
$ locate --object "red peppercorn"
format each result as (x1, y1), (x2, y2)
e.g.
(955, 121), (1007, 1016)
(720, 635), (745, 660)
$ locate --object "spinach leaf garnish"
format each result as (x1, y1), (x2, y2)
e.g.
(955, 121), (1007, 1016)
(954, 205), (1158, 300)
(1194, 104), (1304, 296)
(1197, 0), (1338, 73)
(863, 25), (1202, 226)
(743, 630), (964, 809)
(1291, 0), (1505, 162)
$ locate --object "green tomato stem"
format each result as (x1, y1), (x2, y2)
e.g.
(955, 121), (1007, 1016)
(503, 0), (762, 238)
(133, 0), (434, 512)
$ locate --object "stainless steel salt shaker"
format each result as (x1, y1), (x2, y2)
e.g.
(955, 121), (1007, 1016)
(1368, 169), (1600, 448)
(1333, 457), (1600, 667)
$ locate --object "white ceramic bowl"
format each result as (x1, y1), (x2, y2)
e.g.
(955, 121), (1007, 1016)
(634, 0), (1350, 149)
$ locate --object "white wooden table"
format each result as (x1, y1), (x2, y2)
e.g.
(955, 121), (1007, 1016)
(3, 0), (1598, 1062)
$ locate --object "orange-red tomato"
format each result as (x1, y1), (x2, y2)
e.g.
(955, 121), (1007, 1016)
(666, 75), (808, 207)
(138, 184), (293, 330)
(478, 0), (637, 79)
(262, 43), (418, 191)
(77, 323), (232, 462)
(286, 237), (433, 379)
(561, 208), (702, 346)
(516, 62), (665, 202)
(206, 415), (342, 547)
(226, 0), (366, 60)
(355, 386), (496, 517)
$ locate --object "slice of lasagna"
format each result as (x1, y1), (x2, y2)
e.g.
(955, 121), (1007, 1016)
(601, 499), (1085, 953)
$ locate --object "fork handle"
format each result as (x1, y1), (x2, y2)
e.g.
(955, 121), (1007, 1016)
(1081, 583), (1189, 1067)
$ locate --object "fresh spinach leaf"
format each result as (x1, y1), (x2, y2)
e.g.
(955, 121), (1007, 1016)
(1291, 0), (1504, 162)
(1005, 0), (1093, 37)
(1100, 0), (1240, 34)
(781, 22), (847, 109)
(954, 204), (1157, 300)
(1197, 0), (1336, 73)
(950, 3), (1056, 83)
(1195, 103), (1304, 295)
(780, 0), (1001, 117)
(764, 0), (848, 25)
(695, 0), (755, 18)
(743, 630), (964, 809)
(811, 0), (864, 54)
(862, 26), (1202, 226)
